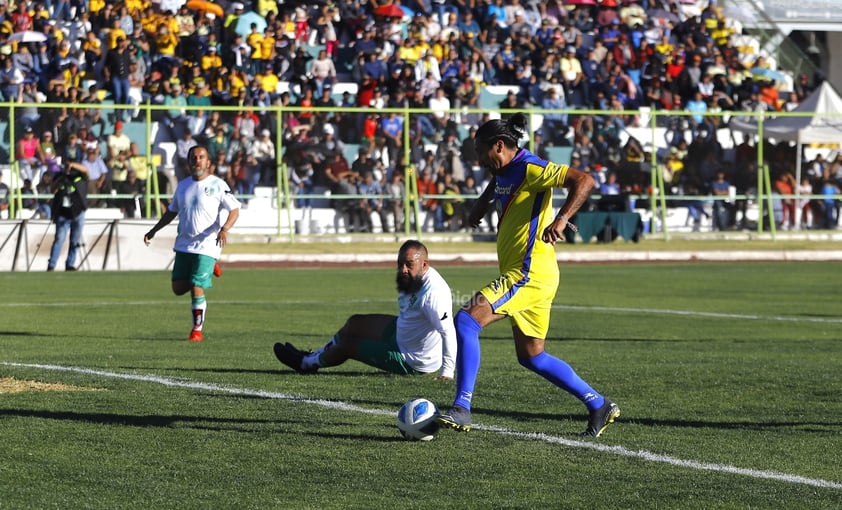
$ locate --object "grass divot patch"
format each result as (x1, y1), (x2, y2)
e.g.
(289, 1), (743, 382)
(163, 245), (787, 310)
(0, 376), (102, 394)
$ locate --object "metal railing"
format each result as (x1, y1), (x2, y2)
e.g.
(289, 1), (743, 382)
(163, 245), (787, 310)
(2, 100), (841, 241)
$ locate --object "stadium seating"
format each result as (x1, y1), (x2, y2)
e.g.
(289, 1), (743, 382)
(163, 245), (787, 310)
(545, 146), (574, 166)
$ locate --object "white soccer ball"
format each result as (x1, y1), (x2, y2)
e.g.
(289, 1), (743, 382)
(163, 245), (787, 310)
(396, 398), (440, 441)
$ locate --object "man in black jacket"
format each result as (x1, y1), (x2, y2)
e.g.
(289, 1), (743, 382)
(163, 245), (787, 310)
(47, 161), (89, 271)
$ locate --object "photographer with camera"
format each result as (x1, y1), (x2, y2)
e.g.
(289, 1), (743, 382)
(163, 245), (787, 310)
(47, 160), (89, 272)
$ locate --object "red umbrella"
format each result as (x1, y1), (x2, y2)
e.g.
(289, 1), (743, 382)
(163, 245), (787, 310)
(374, 4), (405, 17)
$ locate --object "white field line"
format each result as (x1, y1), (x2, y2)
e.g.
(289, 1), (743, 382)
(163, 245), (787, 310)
(552, 304), (842, 324)
(2, 300), (842, 325)
(2, 362), (841, 491)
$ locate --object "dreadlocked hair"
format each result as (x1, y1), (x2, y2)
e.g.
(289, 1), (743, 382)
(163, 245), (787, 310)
(476, 112), (529, 149)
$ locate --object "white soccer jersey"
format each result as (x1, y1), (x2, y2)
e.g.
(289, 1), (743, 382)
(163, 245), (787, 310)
(168, 174), (241, 258)
(397, 266), (457, 378)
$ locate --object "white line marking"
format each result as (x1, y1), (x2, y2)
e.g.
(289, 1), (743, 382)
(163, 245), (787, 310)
(3, 300), (841, 325)
(3, 362), (840, 491)
(553, 304), (842, 324)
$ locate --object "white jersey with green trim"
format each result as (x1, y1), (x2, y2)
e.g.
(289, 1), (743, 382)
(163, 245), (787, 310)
(397, 266), (457, 378)
(168, 174), (241, 258)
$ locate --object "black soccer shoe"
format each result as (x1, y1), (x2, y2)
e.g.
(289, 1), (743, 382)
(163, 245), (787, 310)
(582, 399), (621, 438)
(436, 405), (472, 432)
(273, 342), (317, 374)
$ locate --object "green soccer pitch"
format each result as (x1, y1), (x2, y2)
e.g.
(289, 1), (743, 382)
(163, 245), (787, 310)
(1, 262), (840, 509)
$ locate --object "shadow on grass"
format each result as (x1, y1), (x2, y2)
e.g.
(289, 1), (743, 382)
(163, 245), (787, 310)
(0, 408), (408, 441)
(117, 366), (392, 377)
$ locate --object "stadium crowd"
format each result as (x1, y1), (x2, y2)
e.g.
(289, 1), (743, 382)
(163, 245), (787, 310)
(3, 0), (841, 230)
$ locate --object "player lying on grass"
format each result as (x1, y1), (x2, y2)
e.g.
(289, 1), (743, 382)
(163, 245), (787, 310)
(273, 240), (457, 379)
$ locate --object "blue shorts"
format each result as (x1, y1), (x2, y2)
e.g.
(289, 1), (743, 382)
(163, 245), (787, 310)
(172, 252), (215, 289)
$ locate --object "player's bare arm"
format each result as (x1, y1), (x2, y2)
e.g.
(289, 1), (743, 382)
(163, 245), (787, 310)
(467, 177), (496, 229)
(144, 210), (178, 245)
(542, 167), (596, 245)
(216, 207), (240, 247)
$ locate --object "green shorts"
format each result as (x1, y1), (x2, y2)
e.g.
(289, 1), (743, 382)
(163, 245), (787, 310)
(172, 252), (216, 289)
(356, 317), (423, 375)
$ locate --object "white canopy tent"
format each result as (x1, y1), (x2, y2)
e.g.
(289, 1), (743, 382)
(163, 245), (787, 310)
(730, 81), (842, 228)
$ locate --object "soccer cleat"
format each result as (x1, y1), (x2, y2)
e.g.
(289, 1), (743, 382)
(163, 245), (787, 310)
(213, 261), (222, 277)
(188, 330), (203, 342)
(436, 405), (472, 432)
(582, 399), (621, 438)
(273, 342), (317, 374)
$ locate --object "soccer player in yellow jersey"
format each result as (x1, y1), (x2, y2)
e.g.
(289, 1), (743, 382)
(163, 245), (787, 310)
(437, 113), (621, 437)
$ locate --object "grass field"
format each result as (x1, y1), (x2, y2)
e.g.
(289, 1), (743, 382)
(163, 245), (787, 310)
(1, 262), (841, 509)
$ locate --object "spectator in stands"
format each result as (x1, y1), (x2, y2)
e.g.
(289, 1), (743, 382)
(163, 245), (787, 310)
(774, 170), (797, 230)
(39, 131), (61, 175)
(310, 49), (337, 97)
(175, 130), (198, 180)
(186, 79), (212, 136)
(385, 169), (405, 232)
(0, 56), (25, 102)
(163, 83), (189, 134)
(117, 169), (144, 218)
(560, 45), (586, 107)
(572, 133), (600, 174)
(357, 170), (388, 233)
(31, 172), (53, 220)
(331, 168), (361, 233)
(205, 124), (228, 161)
(80, 142), (110, 208)
(107, 121), (131, 161)
(540, 87), (568, 145)
(311, 84), (336, 128)
(16, 126), (44, 184)
(438, 172), (464, 231)
(820, 178), (840, 229)
(316, 124), (344, 159)
(127, 142), (149, 186)
(460, 125), (481, 179)
(17, 80), (41, 131)
(797, 175), (814, 229)
(323, 147), (350, 188)
(359, 111), (378, 153)
(109, 149), (130, 201)
(104, 36), (132, 120)
(417, 167), (443, 232)
(793, 73), (814, 103)
(498, 89), (524, 112)
(710, 169), (733, 230)
(380, 111), (404, 168)
(248, 128), (276, 186)
(0, 170), (8, 218)
(685, 90), (709, 137)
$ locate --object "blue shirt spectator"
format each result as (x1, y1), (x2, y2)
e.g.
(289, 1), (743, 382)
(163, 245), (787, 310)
(457, 11), (481, 38)
(363, 53), (389, 83)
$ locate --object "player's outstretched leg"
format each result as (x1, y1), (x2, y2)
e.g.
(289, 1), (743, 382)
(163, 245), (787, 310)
(273, 342), (318, 374)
